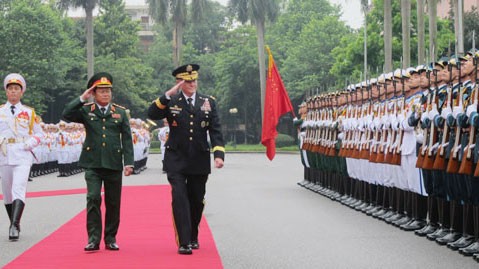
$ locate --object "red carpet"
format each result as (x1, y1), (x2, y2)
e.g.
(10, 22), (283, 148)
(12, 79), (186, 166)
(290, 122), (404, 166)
(4, 185), (223, 269)
(0, 188), (88, 200)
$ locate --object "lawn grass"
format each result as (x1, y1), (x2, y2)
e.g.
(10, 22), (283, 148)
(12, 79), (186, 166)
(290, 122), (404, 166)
(148, 144), (299, 153)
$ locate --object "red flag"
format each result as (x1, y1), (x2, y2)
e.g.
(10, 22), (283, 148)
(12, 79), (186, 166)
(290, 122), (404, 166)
(261, 46), (295, 160)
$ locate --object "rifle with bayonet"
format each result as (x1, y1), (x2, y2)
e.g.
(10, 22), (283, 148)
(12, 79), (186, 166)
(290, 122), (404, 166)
(433, 64), (453, 170)
(446, 61), (464, 173)
(459, 56), (478, 175)
(422, 69), (440, 170)
(369, 82), (381, 162)
(391, 74), (407, 165)
(416, 69), (433, 168)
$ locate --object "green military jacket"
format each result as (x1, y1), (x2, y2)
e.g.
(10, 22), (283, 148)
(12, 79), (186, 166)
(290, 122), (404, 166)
(62, 98), (134, 171)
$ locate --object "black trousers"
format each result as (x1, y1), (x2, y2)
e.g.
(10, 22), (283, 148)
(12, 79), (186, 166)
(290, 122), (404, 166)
(85, 168), (122, 244)
(167, 172), (208, 246)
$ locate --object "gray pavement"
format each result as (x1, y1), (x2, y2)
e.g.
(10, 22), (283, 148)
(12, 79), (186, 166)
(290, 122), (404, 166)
(1, 153), (478, 268)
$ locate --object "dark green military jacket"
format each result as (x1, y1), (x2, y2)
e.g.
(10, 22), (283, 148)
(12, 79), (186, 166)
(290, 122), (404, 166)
(62, 98), (134, 171)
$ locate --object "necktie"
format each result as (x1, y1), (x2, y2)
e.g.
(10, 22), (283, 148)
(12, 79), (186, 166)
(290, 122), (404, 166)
(10, 105), (15, 115)
(101, 107), (106, 114)
(187, 98), (194, 110)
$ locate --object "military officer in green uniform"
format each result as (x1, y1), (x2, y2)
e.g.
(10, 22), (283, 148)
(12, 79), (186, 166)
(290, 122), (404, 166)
(62, 72), (134, 252)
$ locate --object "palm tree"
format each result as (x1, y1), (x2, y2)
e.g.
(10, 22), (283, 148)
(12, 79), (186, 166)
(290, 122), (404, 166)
(384, 0), (392, 72)
(417, 0), (425, 64)
(361, 0), (369, 78)
(228, 0), (280, 122)
(428, 0), (437, 60)
(401, 0), (410, 68)
(57, 0), (97, 78)
(147, 0), (206, 67)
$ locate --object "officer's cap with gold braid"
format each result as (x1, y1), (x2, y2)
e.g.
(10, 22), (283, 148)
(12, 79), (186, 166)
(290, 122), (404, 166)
(172, 64), (200, 81)
(87, 72), (113, 89)
(4, 73), (26, 92)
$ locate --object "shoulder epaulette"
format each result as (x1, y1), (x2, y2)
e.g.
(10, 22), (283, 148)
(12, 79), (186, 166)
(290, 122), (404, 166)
(23, 104), (35, 111)
(84, 102), (94, 106)
(209, 95), (216, 101)
(113, 103), (127, 110)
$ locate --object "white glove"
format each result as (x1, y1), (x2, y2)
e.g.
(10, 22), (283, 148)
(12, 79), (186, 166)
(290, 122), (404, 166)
(428, 106), (439, 120)
(441, 106), (452, 119)
(420, 112), (428, 123)
(452, 105), (463, 119)
(416, 132), (424, 145)
(23, 137), (38, 151)
(338, 132), (344, 140)
(397, 113), (405, 126)
(466, 104), (477, 118)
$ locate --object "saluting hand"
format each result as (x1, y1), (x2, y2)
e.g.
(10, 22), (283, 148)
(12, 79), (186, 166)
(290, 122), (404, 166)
(214, 158), (224, 169)
(165, 80), (185, 97)
(81, 85), (96, 101)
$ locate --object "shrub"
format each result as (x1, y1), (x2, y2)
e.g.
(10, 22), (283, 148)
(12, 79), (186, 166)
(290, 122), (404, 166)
(150, 141), (161, 149)
(275, 133), (295, 148)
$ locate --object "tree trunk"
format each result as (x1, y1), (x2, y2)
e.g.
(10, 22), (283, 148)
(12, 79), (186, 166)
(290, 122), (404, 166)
(172, 20), (183, 67)
(428, 0), (437, 61)
(401, 0), (410, 69)
(86, 6), (94, 79)
(417, 0), (425, 65)
(255, 19), (266, 123)
(384, 0), (392, 72)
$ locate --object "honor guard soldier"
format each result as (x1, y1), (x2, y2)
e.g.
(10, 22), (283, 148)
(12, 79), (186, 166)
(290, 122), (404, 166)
(62, 72), (134, 252)
(148, 64), (225, 255)
(0, 73), (43, 241)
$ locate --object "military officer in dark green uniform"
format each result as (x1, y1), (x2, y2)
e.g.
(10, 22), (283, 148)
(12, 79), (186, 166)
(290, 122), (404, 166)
(62, 72), (134, 252)
(148, 64), (225, 255)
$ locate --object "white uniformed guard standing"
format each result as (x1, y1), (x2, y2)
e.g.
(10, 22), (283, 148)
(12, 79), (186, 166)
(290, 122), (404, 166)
(0, 73), (43, 241)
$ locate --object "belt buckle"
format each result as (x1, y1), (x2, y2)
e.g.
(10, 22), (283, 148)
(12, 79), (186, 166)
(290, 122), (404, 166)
(7, 138), (15, 144)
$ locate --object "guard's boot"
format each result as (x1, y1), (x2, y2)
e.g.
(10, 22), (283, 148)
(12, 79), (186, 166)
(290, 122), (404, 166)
(416, 196), (437, 236)
(448, 203), (473, 250)
(436, 200), (461, 245)
(5, 204), (12, 223)
(9, 199), (25, 241)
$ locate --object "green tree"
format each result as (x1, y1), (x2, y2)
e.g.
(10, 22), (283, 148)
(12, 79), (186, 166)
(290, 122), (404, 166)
(93, 0), (156, 119)
(95, 0), (141, 59)
(228, 0), (280, 122)
(0, 0), (83, 120)
(57, 0), (97, 78)
(212, 26), (262, 143)
(147, 0), (207, 66)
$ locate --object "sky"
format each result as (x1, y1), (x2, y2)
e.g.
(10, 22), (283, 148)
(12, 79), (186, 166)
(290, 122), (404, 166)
(69, 0), (363, 30)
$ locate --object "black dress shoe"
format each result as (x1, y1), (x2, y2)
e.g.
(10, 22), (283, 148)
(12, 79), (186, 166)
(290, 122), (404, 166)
(105, 242), (120, 251)
(178, 245), (193, 255)
(426, 227), (448, 241)
(401, 219), (425, 231)
(436, 231), (461, 245)
(190, 241), (199, 249)
(447, 235), (475, 250)
(459, 241), (479, 256)
(415, 223), (437, 236)
(84, 243), (100, 251)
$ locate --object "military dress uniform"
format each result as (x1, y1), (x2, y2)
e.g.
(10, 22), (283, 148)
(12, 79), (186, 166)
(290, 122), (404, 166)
(62, 72), (134, 250)
(1, 73), (43, 240)
(147, 64), (225, 254)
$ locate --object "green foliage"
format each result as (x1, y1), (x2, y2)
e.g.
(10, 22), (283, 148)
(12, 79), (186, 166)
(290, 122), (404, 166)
(0, 0), (83, 117)
(275, 133), (295, 148)
(96, 0), (141, 59)
(150, 140), (161, 149)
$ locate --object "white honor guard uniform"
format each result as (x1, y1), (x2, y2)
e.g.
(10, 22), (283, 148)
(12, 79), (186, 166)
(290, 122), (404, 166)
(0, 73), (43, 241)
(0, 75), (42, 202)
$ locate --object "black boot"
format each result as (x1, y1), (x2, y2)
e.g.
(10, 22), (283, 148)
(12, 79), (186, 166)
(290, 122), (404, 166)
(5, 204), (12, 223)
(9, 199), (25, 241)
